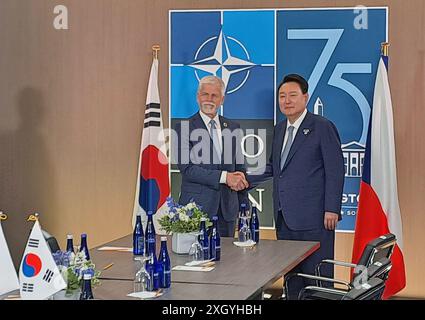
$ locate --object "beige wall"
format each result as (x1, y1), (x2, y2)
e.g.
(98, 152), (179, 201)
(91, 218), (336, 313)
(0, 0), (423, 298)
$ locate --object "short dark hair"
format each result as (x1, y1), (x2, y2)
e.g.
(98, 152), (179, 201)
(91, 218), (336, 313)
(278, 74), (309, 94)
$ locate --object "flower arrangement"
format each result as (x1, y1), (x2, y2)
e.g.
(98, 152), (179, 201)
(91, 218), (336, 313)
(52, 250), (101, 294)
(159, 197), (212, 233)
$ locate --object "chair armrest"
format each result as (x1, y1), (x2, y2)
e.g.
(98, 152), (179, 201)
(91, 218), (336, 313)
(299, 285), (348, 300)
(284, 272), (351, 299)
(315, 259), (358, 279)
(320, 259), (357, 268)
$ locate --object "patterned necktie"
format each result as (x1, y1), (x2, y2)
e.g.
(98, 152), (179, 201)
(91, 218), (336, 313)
(280, 126), (294, 170)
(209, 119), (222, 161)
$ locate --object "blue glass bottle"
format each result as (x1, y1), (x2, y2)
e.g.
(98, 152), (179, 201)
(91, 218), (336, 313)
(199, 217), (209, 260)
(146, 210), (156, 234)
(158, 236), (171, 288)
(145, 211), (156, 256)
(79, 233), (90, 260)
(209, 216), (221, 261)
(250, 203), (260, 243)
(133, 213), (144, 257)
(238, 203), (247, 232)
(145, 253), (159, 291)
(66, 234), (74, 253)
(79, 273), (94, 300)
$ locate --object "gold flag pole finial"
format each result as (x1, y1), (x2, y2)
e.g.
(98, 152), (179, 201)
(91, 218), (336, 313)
(152, 45), (160, 60)
(0, 211), (7, 221)
(27, 212), (39, 222)
(381, 42), (389, 57)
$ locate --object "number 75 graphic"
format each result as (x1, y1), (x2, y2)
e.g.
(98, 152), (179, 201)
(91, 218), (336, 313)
(288, 29), (372, 145)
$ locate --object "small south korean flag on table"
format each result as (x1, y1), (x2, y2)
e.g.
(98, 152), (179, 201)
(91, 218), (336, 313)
(19, 220), (66, 300)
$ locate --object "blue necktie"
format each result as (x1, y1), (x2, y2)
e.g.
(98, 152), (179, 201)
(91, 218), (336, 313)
(280, 126), (294, 170)
(209, 119), (222, 161)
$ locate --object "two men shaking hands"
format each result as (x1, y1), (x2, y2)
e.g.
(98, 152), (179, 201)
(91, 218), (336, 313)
(226, 172), (249, 192)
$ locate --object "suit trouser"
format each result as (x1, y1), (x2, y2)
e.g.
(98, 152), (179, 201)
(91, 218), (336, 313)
(216, 205), (236, 238)
(275, 212), (335, 300)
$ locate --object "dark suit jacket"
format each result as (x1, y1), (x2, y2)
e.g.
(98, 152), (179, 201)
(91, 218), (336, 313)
(248, 111), (344, 231)
(174, 112), (247, 222)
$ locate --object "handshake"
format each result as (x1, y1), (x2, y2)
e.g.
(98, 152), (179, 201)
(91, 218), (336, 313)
(226, 171), (249, 191)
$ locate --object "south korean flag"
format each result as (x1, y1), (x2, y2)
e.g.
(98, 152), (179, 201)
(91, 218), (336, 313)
(19, 220), (66, 300)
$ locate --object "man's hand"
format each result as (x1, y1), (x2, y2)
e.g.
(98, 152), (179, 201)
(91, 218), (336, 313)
(324, 212), (339, 230)
(226, 172), (249, 191)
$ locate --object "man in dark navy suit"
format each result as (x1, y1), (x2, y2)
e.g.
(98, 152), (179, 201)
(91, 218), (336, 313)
(174, 76), (248, 237)
(248, 74), (344, 299)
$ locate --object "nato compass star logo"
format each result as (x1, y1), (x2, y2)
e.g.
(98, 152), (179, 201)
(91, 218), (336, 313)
(187, 29), (257, 94)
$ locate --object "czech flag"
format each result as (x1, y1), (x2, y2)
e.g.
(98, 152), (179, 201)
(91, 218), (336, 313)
(132, 57), (170, 228)
(352, 45), (406, 298)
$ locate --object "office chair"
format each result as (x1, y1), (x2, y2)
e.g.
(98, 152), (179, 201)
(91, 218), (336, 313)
(283, 233), (396, 300)
(299, 276), (386, 300)
(315, 233), (396, 282)
(290, 257), (391, 300)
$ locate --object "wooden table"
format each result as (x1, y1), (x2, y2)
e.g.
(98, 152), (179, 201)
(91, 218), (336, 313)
(91, 234), (319, 299)
(0, 235), (318, 300)
(94, 279), (260, 300)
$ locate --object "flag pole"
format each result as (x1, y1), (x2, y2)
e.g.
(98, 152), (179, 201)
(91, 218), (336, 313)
(152, 44), (160, 60)
(381, 42), (389, 57)
(27, 213), (39, 222)
(381, 42), (389, 69)
(0, 211), (7, 221)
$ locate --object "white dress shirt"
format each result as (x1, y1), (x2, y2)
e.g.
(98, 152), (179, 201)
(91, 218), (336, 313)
(199, 111), (227, 184)
(281, 108), (308, 153)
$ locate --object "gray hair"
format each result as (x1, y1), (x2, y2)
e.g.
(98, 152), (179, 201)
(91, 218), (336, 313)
(197, 76), (226, 96)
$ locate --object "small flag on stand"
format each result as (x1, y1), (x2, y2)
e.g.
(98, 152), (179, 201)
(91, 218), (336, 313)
(0, 213), (20, 295)
(19, 216), (66, 300)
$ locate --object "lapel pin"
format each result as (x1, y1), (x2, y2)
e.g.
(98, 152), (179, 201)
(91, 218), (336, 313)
(303, 129), (310, 135)
(223, 122), (228, 128)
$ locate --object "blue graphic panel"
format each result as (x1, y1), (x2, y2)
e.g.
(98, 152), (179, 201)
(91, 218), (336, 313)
(170, 10), (277, 228)
(171, 12), (221, 64)
(223, 66), (274, 119)
(170, 8), (387, 232)
(276, 9), (387, 145)
(170, 66), (200, 118)
(171, 10), (275, 121)
(277, 8), (387, 231)
(339, 177), (360, 231)
(223, 11), (275, 63)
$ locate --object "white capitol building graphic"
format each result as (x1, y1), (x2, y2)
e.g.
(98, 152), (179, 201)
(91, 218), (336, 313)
(342, 141), (365, 178)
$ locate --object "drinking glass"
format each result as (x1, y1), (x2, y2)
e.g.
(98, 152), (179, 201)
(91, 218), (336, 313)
(133, 256), (151, 292)
(188, 233), (204, 261)
(238, 216), (252, 243)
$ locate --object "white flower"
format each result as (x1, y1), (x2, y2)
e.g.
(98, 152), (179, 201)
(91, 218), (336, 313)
(72, 251), (87, 266)
(185, 202), (196, 210)
(169, 212), (175, 219)
(179, 212), (190, 222)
